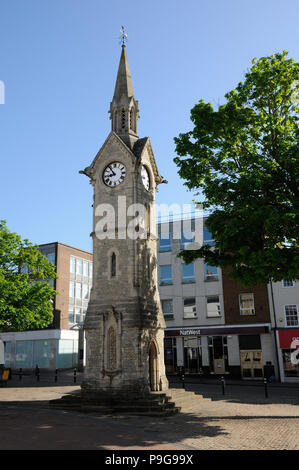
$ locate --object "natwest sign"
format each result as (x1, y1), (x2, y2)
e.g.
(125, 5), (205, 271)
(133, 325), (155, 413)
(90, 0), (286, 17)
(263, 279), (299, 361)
(278, 329), (299, 349)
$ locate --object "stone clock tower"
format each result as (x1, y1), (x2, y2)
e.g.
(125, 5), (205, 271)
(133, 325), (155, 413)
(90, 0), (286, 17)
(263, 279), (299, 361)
(80, 44), (169, 406)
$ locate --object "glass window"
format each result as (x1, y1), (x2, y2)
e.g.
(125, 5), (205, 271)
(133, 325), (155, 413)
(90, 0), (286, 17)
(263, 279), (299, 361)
(160, 265), (172, 285)
(68, 307), (75, 325)
(203, 227), (214, 246)
(21, 263), (29, 274)
(15, 341), (33, 368)
(285, 305), (299, 326)
(282, 280), (294, 287)
(89, 262), (93, 280)
(83, 260), (89, 277)
(182, 263), (195, 283)
(184, 298), (197, 318)
(207, 296), (221, 317)
(70, 256), (76, 274)
(47, 253), (55, 264)
(181, 230), (194, 249)
(82, 284), (89, 300)
(161, 299), (173, 315)
(205, 264), (218, 281)
(239, 293), (255, 315)
(159, 232), (172, 252)
(282, 349), (299, 377)
(75, 307), (81, 324)
(76, 258), (83, 275)
(75, 282), (82, 300)
(69, 281), (75, 298)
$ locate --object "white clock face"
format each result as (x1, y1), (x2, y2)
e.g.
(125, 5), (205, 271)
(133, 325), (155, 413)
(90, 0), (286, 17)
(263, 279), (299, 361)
(141, 165), (150, 190)
(103, 162), (126, 187)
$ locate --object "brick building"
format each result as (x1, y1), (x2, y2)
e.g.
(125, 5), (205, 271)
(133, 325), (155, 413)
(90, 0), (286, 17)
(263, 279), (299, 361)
(1, 242), (93, 370)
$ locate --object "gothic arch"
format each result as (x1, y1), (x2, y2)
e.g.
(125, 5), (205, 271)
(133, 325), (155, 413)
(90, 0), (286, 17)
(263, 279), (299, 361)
(149, 338), (160, 391)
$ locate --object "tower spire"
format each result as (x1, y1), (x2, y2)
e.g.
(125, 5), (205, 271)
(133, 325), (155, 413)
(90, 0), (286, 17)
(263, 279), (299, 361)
(110, 29), (139, 149)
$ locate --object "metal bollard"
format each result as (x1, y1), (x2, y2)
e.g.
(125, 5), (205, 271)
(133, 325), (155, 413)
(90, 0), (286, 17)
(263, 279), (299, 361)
(35, 365), (40, 382)
(221, 376), (225, 395)
(264, 377), (268, 398)
(181, 374), (185, 390)
(19, 368), (22, 381)
(74, 368), (77, 384)
(55, 369), (58, 383)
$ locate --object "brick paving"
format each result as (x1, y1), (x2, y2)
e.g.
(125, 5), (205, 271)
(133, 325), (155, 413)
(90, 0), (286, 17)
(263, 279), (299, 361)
(1, 377), (299, 450)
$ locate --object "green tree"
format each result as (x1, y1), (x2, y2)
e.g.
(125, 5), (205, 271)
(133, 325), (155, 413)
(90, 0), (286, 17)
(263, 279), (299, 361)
(174, 51), (299, 286)
(0, 221), (57, 331)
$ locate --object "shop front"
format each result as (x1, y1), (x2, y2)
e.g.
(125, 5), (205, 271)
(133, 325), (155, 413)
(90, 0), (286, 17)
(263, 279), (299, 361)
(278, 329), (299, 382)
(164, 325), (273, 379)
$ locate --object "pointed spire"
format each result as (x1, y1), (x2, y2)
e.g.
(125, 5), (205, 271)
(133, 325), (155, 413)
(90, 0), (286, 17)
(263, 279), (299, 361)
(112, 45), (135, 103)
(110, 44), (139, 149)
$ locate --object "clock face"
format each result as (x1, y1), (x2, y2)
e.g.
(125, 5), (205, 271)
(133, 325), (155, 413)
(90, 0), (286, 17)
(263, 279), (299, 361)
(141, 165), (150, 191)
(103, 162), (126, 187)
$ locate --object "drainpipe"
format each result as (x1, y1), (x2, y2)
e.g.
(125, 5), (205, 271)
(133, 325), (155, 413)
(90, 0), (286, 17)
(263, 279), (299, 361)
(270, 279), (281, 383)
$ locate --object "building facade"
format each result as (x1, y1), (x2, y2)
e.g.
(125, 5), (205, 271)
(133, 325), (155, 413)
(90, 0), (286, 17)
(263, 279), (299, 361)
(268, 280), (299, 382)
(2, 242), (93, 370)
(158, 218), (277, 380)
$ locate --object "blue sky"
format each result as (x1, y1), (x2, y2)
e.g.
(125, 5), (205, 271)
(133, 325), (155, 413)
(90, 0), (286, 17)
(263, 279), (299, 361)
(0, 0), (298, 252)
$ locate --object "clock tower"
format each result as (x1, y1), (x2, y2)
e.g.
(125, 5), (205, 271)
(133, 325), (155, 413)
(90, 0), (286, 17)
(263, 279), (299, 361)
(80, 44), (169, 406)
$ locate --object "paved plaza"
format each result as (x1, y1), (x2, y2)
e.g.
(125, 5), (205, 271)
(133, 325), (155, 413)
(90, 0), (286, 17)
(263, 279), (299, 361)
(1, 373), (299, 450)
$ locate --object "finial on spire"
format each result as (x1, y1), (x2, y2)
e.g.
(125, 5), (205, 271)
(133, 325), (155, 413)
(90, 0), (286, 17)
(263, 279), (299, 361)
(119, 26), (128, 47)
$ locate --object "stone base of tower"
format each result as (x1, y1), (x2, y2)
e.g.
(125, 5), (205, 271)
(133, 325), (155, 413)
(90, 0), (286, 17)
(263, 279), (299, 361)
(50, 382), (180, 417)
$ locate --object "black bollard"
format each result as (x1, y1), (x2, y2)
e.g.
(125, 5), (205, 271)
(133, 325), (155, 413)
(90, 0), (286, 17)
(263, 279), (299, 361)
(74, 368), (77, 384)
(55, 369), (58, 383)
(221, 376), (225, 395)
(181, 374), (185, 390)
(264, 377), (268, 398)
(19, 368), (22, 381)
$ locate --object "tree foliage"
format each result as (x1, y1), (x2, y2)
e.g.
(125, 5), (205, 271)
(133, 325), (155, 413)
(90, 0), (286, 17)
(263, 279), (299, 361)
(0, 221), (57, 331)
(174, 51), (299, 286)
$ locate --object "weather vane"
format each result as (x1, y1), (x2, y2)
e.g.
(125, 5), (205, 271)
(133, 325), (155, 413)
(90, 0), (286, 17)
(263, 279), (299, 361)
(119, 26), (128, 46)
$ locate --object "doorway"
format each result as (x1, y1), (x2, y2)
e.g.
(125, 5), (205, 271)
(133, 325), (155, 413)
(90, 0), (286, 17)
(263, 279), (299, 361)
(183, 337), (202, 373)
(240, 350), (264, 379)
(149, 341), (159, 391)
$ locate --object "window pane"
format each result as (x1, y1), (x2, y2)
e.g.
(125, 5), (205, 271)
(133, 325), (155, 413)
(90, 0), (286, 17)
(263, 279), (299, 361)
(89, 262), (93, 279)
(75, 282), (82, 299)
(68, 307), (75, 324)
(207, 296), (221, 317)
(283, 280), (294, 287)
(162, 299), (173, 314)
(82, 284), (89, 300)
(75, 307), (81, 324)
(160, 265), (172, 284)
(203, 227), (214, 246)
(285, 305), (298, 326)
(83, 260), (89, 277)
(76, 259), (83, 275)
(47, 253), (55, 264)
(69, 281), (75, 298)
(205, 264), (218, 281)
(181, 230), (194, 249)
(184, 298), (196, 318)
(70, 257), (76, 274)
(159, 232), (172, 252)
(239, 293), (255, 315)
(182, 263), (195, 283)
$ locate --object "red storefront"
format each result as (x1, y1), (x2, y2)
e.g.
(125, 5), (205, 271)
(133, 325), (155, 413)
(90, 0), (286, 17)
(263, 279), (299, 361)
(278, 329), (299, 380)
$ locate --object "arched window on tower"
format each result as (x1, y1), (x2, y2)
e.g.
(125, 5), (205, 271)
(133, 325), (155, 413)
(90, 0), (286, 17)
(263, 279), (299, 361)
(111, 252), (116, 278)
(130, 108), (135, 132)
(107, 326), (117, 370)
(121, 108), (126, 130)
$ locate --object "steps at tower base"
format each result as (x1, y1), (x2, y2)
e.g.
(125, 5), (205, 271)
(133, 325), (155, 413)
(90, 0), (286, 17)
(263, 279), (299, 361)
(49, 388), (208, 416)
